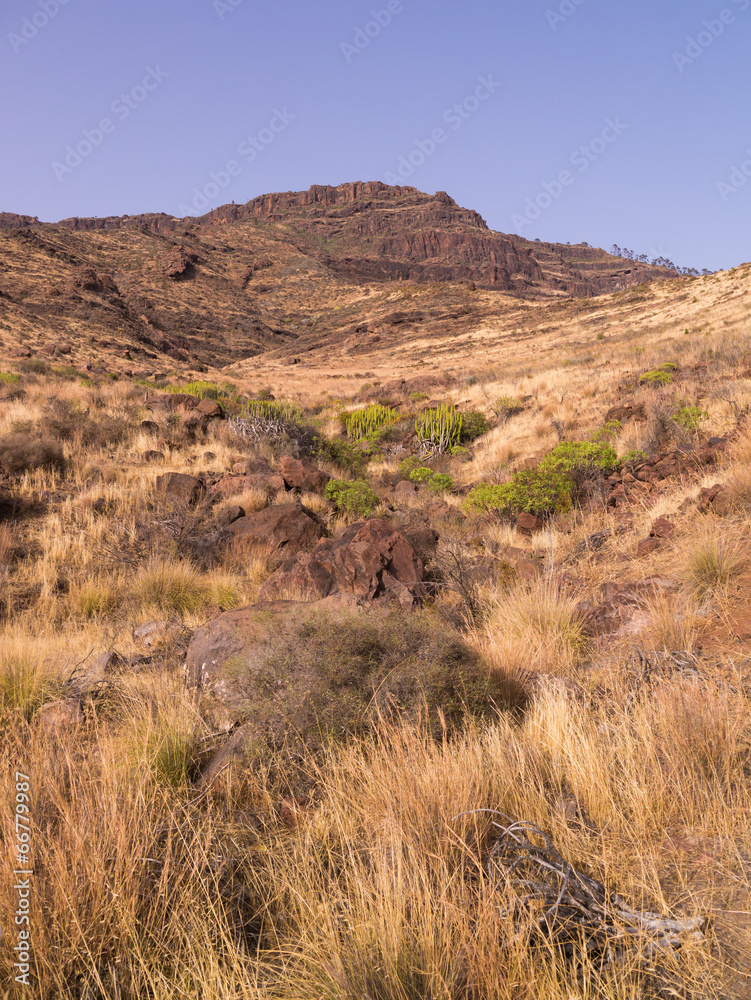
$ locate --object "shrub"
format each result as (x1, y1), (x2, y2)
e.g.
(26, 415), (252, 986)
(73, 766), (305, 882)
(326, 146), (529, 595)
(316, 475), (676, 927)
(0, 434), (65, 475)
(640, 362), (677, 387)
(324, 478), (380, 517)
(14, 399), (132, 450)
(494, 395), (525, 422)
(344, 403), (400, 440)
(459, 409), (491, 441)
(73, 579), (119, 619)
(409, 467), (454, 493)
(540, 440), (620, 485)
(0, 372), (21, 384)
(314, 437), (369, 475)
(672, 404), (709, 434)
(464, 468), (573, 517)
(171, 380), (222, 400)
(621, 449), (648, 469)
(416, 404), (463, 455)
(17, 357), (48, 374)
(221, 605), (512, 749)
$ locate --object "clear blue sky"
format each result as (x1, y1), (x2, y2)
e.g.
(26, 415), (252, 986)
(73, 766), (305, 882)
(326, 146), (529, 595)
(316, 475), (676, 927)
(2, 0), (749, 270)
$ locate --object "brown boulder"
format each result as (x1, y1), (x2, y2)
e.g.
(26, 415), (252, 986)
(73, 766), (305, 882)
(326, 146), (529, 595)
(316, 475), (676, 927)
(698, 483), (731, 515)
(155, 472), (204, 505)
(36, 698), (83, 735)
(279, 455), (330, 493)
(259, 518), (427, 608)
(216, 504), (245, 527)
(650, 517), (676, 539)
(637, 537), (661, 558)
(228, 502), (327, 556)
(604, 402), (647, 424)
(516, 511), (544, 536)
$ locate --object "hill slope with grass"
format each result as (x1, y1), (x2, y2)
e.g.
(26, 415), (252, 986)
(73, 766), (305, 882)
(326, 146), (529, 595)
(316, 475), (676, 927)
(1, 200), (751, 998)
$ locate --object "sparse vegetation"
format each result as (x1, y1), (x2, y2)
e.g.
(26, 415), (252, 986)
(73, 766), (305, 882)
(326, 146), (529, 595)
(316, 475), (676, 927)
(324, 477), (380, 516)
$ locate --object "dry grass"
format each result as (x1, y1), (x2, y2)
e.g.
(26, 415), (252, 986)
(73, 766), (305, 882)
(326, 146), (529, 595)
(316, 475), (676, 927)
(2, 269), (751, 997)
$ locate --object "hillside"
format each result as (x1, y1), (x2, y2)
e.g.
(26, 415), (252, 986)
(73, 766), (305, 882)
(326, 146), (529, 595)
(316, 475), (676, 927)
(0, 183), (680, 375)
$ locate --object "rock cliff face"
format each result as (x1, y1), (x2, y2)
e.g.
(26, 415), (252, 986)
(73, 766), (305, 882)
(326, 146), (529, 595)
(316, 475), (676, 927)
(0, 183), (677, 296)
(0, 183), (683, 372)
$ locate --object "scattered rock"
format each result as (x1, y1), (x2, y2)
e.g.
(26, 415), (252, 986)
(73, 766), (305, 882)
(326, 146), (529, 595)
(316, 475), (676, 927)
(229, 502), (327, 556)
(141, 419), (160, 434)
(155, 472), (204, 506)
(604, 402), (647, 424)
(259, 518), (427, 607)
(279, 455), (330, 493)
(637, 537), (662, 558)
(516, 512), (544, 536)
(216, 504), (245, 527)
(697, 483), (731, 516)
(650, 517), (676, 539)
(143, 450), (164, 463)
(133, 620), (184, 647)
(36, 698), (83, 735)
(393, 480), (417, 500)
(195, 724), (252, 789)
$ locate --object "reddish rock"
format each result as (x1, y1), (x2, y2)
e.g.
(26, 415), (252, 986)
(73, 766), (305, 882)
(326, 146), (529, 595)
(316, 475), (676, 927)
(155, 472), (204, 505)
(36, 698), (83, 734)
(143, 450), (164, 463)
(228, 502), (327, 556)
(394, 480), (417, 500)
(604, 402), (647, 424)
(650, 517), (676, 539)
(697, 483), (730, 515)
(216, 504), (245, 527)
(259, 518), (427, 607)
(278, 455), (330, 493)
(637, 537), (662, 558)
(516, 512), (543, 536)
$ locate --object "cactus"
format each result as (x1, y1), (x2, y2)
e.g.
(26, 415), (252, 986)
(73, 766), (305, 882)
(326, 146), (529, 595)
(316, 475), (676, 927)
(240, 399), (302, 422)
(344, 403), (399, 440)
(415, 404), (463, 455)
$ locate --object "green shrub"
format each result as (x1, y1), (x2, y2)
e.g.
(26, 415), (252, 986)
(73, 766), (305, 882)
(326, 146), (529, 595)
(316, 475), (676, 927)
(640, 362), (677, 387)
(464, 468), (573, 517)
(397, 455), (423, 479)
(408, 467), (454, 493)
(459, 410), (491, 442)
(416, 404), (463, 454)
(673, 404), (709, 433)
(315, 437), (370, 475)
(345, 403), (400, 440)
(494, 395), (525, 421)
(17, 357), (48, 375)
(324, 479), (380, 516)
(408, 391), (429, 402)
(540, 440), (620, 484)
(0, 372), (21, 385)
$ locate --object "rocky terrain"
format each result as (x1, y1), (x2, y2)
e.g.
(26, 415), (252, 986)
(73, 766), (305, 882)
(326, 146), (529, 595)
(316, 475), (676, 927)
(1, 191), (750, 998)
(0, 183), (680, 374)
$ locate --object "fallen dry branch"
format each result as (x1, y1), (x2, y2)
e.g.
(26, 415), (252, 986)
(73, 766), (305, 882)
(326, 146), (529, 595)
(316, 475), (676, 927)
(454, 810), (706, 969)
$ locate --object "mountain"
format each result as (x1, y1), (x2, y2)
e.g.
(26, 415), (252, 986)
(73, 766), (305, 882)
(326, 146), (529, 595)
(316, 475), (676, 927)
(0, 182), (682, 373)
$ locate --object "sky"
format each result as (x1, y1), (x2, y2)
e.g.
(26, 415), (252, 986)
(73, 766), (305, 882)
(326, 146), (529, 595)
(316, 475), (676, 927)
(1, 0), (749, 271)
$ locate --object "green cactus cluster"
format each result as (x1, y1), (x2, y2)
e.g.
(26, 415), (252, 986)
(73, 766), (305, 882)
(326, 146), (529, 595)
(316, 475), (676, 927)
(240, 399), (303, 422)
(344, 403), (399, 440)
(415, 404), (463, 454)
